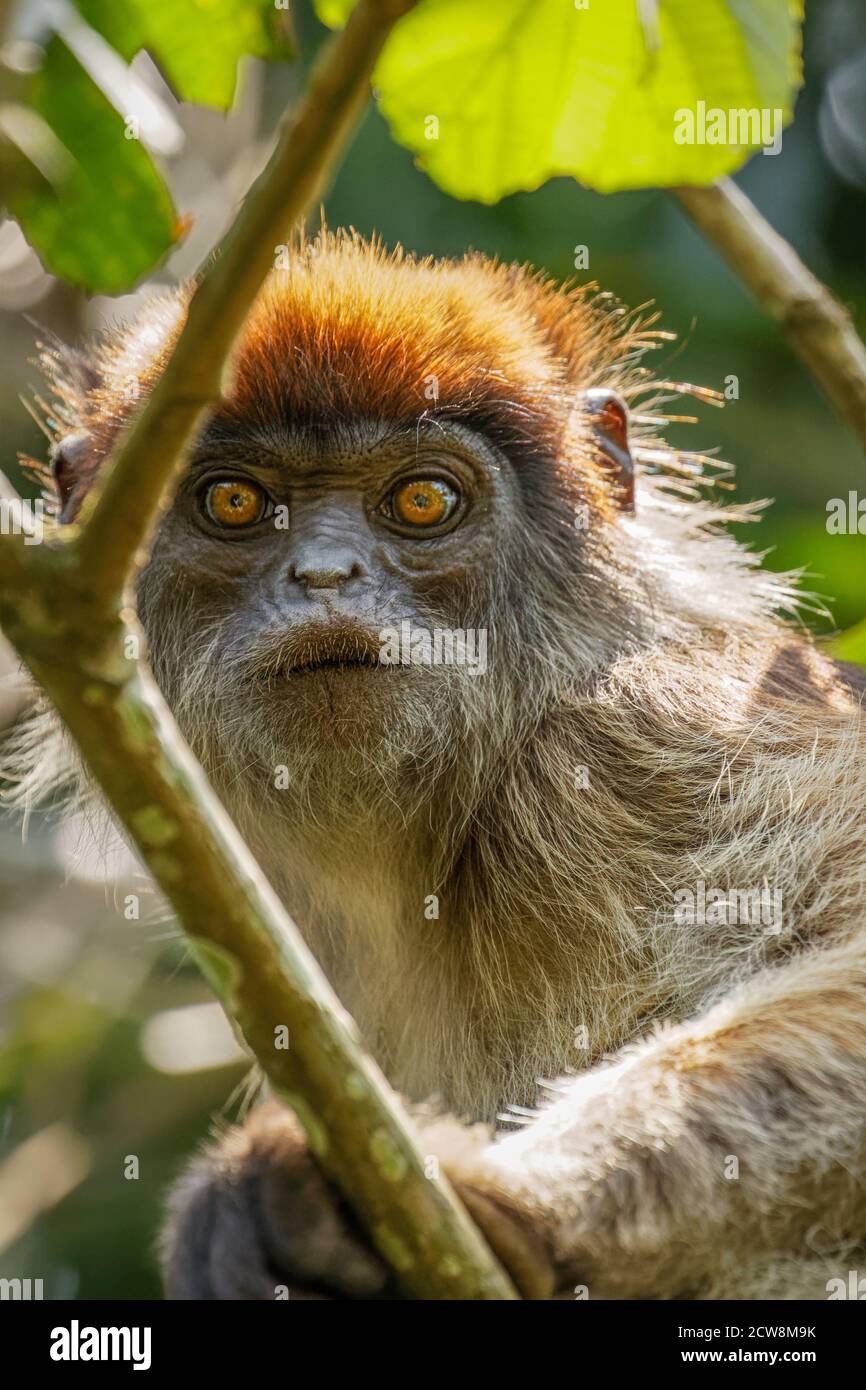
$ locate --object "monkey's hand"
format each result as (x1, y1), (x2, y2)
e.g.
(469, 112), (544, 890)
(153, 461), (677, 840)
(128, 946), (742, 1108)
(161, 1101), (554, 1300)
(161, 1102), (394, 1300)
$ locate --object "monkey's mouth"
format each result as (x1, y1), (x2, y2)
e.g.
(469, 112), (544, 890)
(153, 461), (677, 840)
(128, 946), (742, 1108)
(252, 626), (403, 685)
(283, 651), (387, 677)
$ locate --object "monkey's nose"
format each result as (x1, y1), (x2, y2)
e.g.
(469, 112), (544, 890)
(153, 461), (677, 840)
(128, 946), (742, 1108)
(286, 496), (371, 592)
(289, 552), (365, 591)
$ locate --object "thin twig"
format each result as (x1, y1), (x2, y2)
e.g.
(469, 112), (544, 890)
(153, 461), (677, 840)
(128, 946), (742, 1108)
(674, 179), (866, 453)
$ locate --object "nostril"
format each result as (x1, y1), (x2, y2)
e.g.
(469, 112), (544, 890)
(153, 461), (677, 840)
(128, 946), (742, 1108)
(291, 559), (364, 590)
(298, 569), (343, 589)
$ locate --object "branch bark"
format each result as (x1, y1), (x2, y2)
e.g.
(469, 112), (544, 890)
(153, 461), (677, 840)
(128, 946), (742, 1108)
(0, 0), (517, 1301)
(674, 179), (866, 453)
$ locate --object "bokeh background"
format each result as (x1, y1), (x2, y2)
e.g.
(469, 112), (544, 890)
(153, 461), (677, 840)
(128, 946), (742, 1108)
(0, 0), (864, 1298)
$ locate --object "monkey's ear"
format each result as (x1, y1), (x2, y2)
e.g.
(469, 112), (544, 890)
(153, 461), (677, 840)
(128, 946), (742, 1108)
(582, 389), (634, 513)
(50, 431), (92, 521)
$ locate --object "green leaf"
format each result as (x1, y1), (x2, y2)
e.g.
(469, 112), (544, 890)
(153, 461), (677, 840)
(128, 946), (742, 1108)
(75, 0), (294, 109)
(832, 619), (866, 666)
(319, 0), (803, 201)
(6, 37), (180, 294)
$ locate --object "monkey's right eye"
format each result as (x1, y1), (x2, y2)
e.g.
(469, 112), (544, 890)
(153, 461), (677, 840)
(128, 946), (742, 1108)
(202, 478), (269, 529)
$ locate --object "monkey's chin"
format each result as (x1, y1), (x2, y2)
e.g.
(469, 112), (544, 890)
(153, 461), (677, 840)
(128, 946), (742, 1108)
(255, 662), (414, 740)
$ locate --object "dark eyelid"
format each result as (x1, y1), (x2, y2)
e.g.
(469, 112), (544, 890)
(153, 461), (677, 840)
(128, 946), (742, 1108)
(380, 463), (462, 499)
(188, 460), (279, 487)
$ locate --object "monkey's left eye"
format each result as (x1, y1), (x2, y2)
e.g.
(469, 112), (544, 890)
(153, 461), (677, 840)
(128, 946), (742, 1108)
(203, 478), (269, 528)
(389, 478), (459, 529)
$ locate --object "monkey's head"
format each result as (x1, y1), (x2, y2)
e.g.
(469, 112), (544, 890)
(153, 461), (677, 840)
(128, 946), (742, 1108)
(37, 232), (748, 826)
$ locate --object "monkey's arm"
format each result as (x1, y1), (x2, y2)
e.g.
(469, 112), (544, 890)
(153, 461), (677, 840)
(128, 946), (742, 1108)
(444, 934), (866, 1298)
(161, 935), (866, 1300)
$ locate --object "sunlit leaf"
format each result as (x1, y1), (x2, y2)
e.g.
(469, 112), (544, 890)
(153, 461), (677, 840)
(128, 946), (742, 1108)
(318, 0), (803, 201)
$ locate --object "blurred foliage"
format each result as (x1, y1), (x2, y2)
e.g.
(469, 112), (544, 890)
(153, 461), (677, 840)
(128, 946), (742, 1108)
(2, 0), (293, 290)
(5, 37), (179, 294)
(0, 0), (863, 1302)
(0, 840), (247, 1298)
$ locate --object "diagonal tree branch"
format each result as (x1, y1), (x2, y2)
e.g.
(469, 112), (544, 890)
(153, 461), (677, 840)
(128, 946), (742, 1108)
(0, 0), (518, 1301)
(674, 179), (866, 454)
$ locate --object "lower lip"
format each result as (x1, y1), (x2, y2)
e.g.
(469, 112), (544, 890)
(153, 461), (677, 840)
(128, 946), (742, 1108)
(258, 661), (401, 683)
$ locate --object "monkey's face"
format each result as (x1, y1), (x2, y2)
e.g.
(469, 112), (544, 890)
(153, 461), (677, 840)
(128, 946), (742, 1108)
(45, 239), (642, 811)
(137, 415), (526, 800)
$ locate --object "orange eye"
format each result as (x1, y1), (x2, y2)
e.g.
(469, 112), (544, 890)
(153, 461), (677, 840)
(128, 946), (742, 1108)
(391, 478), (458, 528)
(204, 479), (267, 528)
